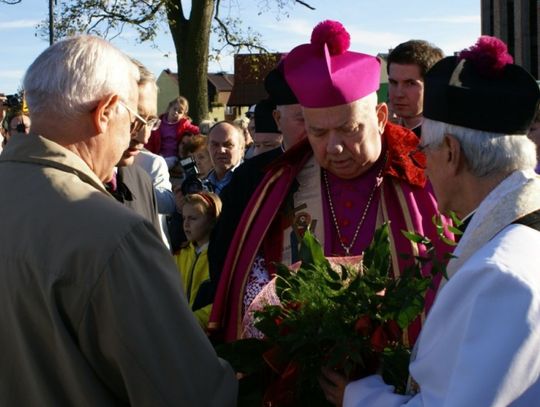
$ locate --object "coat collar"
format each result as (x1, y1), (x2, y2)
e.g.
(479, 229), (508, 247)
(0, 133), (110, 194)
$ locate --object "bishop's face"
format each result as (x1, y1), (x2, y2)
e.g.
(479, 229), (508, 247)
(303, 96), (387, 179)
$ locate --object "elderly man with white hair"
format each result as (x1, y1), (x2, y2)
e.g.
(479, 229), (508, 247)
(323, 36), (540, 407)
(0, 36), (236, 406)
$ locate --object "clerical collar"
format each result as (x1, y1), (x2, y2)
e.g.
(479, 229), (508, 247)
(399, 116), (423, 132)
(459, 210), (476, 234)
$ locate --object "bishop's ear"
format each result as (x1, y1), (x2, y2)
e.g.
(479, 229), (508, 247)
(376, 103), (388, 134)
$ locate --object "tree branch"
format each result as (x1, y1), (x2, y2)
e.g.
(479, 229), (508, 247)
(214, 0), (268, 53)
(294, 0), (315, 10)
(91, 1), (164, 26)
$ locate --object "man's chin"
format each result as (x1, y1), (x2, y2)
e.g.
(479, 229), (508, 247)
(117, 155), (135, 167)
(326, 164), (368, 180)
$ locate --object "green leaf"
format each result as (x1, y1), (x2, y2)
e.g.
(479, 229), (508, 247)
(401, 230), (429, 245)
(382, 346), (411, 394)
(395, 294), (426, 328)
(274, 263), (293, 300)
(447, 225), (463, 236)
(448, 210), (464, 227)
(439, 234), (458, 247)
(298, 230), (330, 268)
(325, 280), (344, 291)
(364, 223), (390, 271)
(339, 264), (350, 281)
(326, 264), (341, 281)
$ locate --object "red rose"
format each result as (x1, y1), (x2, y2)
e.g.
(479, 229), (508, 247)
(370, 326), (388, 352)
(279, 324), (292, 336)
(384, 320), (402, 342)
(354, 315), (372, 336)
(285, 301), (302, 311)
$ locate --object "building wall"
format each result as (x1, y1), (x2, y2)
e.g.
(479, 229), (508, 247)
(482, 0), (539, 78)
(156, 74), (180, 115)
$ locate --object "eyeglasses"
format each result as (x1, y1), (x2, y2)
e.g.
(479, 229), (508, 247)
(118, 100), (161, 134)
(409, 143), (431, 170)
(146, 117), (161, 131)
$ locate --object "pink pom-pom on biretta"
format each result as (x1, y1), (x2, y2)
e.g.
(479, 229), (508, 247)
(458, 36), (513, 77)
(310, 20), (351, 55)
(284, 20), (380, 108)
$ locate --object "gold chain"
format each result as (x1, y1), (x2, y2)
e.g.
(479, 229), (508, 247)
(322, 153), (387, 256)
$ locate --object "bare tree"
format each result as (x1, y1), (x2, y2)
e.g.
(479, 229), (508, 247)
(18, 0), (314, 123)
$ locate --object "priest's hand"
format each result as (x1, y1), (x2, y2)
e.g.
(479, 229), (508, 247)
(319, 367), (348, 406)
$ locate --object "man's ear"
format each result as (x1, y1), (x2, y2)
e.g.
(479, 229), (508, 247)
(272, 109), (281, 131)
(376, 103), (388, 133)
(92, 94), (119, 134)
(444, 134), (464, 175)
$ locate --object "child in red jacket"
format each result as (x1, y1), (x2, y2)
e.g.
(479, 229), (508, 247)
(145, 96), (199, 168)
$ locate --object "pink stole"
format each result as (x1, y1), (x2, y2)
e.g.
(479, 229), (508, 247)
(208, 140), (313, 340)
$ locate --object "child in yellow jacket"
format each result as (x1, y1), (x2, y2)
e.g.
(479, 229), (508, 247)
(175, 192), (222, 329)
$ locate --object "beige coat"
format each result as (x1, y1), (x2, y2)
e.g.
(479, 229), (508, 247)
(0, 134), (237, 406)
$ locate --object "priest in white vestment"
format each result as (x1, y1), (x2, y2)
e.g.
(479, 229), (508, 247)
(320, 36), (540, 407)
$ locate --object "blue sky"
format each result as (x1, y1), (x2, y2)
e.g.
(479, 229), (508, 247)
(0, 0), (480, 94)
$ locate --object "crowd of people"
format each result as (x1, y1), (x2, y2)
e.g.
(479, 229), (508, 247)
(1, 18), (540, 406)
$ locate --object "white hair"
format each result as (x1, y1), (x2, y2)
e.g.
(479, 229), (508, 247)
(23, 35), (139, 119)
(360, 92), (379, 107)
(130, 57), (158, 90)
(422, 118), (537, 177)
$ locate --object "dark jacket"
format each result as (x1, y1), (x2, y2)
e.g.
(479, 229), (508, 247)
(207, 147), (283, 298)
(110, 165), (161, 235)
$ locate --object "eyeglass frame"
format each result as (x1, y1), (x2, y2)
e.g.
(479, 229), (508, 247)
(117, 100), (161, 134)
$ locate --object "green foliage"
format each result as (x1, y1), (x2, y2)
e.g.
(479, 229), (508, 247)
(218, 222), (450, 405)
(38, 0), (166, 42)
(432, 213), (462, 247)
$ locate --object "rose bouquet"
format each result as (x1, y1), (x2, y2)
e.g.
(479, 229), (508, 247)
(216, 222), (452, 406)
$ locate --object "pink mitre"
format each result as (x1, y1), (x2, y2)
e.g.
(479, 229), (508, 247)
(283, 20), (381, 108)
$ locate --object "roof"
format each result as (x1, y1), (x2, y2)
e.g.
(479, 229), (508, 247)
(208, 73), (234, 92)
(227, 53), (283, 106)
